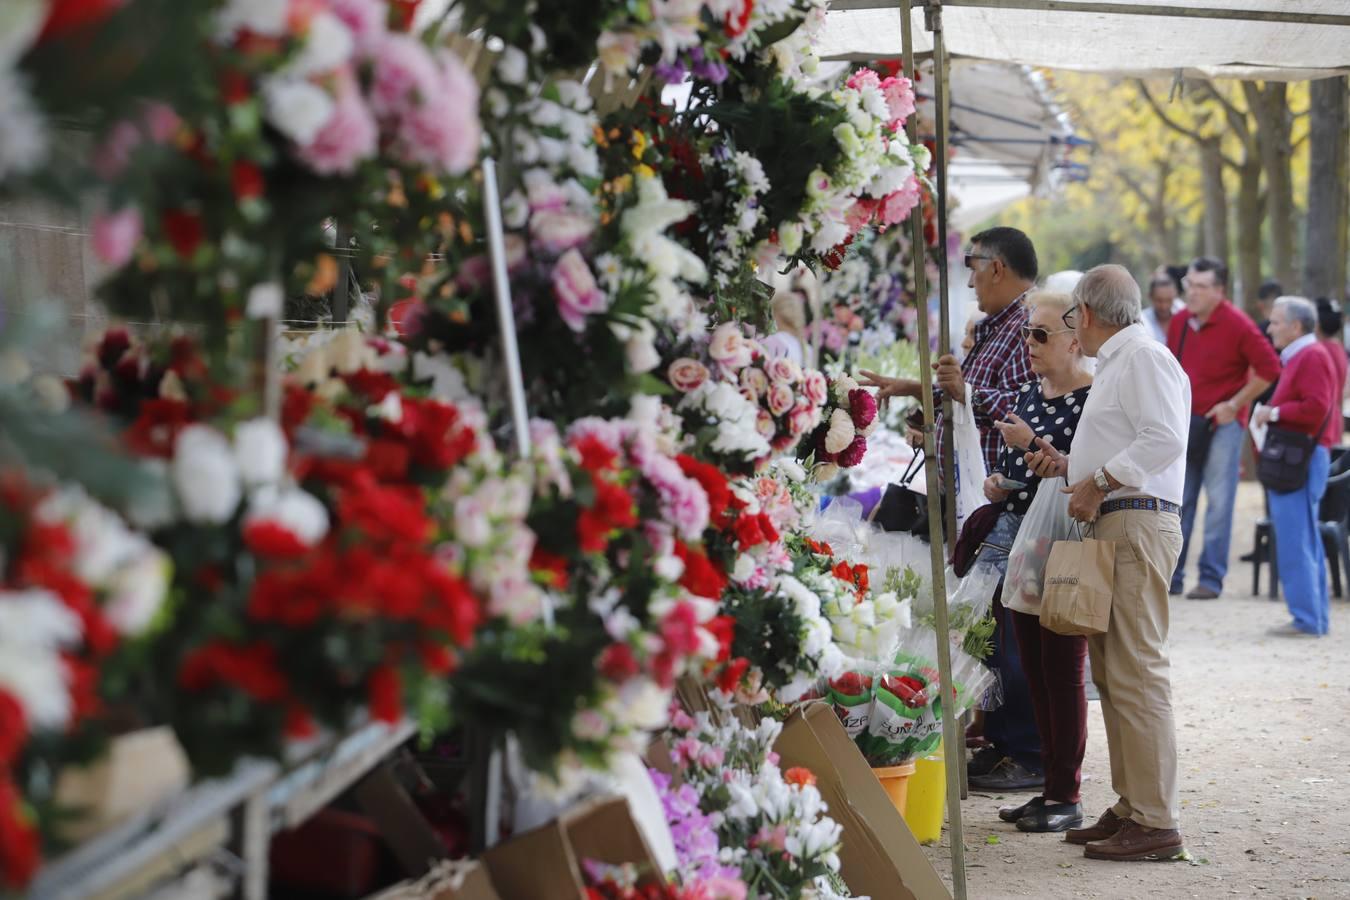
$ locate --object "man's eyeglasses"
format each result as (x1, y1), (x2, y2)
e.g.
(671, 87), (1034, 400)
(964, 252), (995, 269)
(1021, 325), (1074, 344)
(1062, 304), (1078, 329)
(1181, 277), (1218, 291)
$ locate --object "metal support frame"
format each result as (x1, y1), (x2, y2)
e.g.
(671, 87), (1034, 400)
(901, 1), (967, 897)
(837, 0), (1350, 26)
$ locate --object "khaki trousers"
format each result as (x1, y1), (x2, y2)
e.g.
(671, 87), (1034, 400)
(1087, 508), (1183, 830)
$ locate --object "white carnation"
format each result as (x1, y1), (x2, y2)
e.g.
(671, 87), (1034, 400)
(103, 550), (172, 636)
(262, 77), (335, 147)
(233, 418), (288, 488)
(824, 408), (855, 454)
(245, 484), (330, 546)
(173, 426), (243, 524)
(0, 589), (83, 729)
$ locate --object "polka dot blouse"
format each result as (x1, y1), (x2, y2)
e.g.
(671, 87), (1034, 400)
(996, 381), (1091, 515)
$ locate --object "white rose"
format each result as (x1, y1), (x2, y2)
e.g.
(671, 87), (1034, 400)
(626, 328), (661, 374)
(824, 408), (855, 454)
(245, 484), (330, 546)
(103, 550), (171, 636)
(245, 281), (283, 319)
(233, 418), (288, 488)
(261, 77), (335, 147)
(496, 45), (529, 85)
(173, 426), (242, 524)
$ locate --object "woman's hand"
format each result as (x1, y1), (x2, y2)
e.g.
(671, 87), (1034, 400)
(1024, 436), (1069, 479)
(993, 412), (1035, 451)
(983, 474), (1011, 503)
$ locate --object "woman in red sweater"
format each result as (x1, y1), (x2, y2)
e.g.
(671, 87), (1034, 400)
(1253, 296), (1338, 636)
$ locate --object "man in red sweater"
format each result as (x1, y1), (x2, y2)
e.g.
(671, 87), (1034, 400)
(1253, 296), (1337, 636)
(1166, 258), (1281, 599)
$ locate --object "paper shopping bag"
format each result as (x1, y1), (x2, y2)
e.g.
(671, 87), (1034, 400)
(1039, 537), (1116, 636)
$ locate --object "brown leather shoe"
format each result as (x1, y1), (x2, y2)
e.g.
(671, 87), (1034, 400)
(1064, 807), (1124, 845)
(1084, 819), (1185, 861)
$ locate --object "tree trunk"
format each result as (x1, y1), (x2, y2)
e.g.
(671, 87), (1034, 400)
(1199, 136), (1230, 266)
(1303, 76), (1349, 300)
(1246, 82), (1297, 292)
(1235, 155), (1264, 312)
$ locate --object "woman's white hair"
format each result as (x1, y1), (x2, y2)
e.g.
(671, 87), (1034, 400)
(1073, 264), (1141, 327)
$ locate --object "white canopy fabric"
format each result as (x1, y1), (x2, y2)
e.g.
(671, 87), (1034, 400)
(821, 0), (1350, 81)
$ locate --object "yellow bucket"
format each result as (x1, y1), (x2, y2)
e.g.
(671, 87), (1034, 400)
(902, 746), (946, 844)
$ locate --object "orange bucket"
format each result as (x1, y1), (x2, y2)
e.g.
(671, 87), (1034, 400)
(873, 761), (917, 814)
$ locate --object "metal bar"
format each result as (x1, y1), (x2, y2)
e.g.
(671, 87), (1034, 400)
(482, 157), (533, 461)
(930, 4), (970, 851)
(835, 0), (1350, 26)
(902, 1), (965, 897)
(333, 221), (352, 324)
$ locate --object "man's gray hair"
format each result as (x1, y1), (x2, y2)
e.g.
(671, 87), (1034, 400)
(1274, 295), (1317, 336)
(1073, 264), (1141, 327)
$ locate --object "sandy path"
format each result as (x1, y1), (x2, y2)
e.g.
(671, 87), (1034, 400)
(922, 482), (1350, 899)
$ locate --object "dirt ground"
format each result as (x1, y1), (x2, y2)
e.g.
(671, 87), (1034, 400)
(922, 481), (1350, 899)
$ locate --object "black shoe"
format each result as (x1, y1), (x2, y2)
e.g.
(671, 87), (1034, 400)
(998, 795), (1044, 823)
(969, 758), (1044, 792)
(1016, 800), (1083, 833)
(967, 746), (1005, 778)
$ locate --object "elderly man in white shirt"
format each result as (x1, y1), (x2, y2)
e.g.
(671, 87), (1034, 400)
(1023, 264), (1190, 863)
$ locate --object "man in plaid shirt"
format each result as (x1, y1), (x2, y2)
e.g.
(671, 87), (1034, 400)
(861, 226), (1037, 481)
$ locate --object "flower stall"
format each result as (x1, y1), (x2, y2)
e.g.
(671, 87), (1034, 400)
(0, 0), (974, 898)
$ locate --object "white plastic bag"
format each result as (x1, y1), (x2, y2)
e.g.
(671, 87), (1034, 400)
(1003, 477), (1075, 615)
(950, 398), (987, 534)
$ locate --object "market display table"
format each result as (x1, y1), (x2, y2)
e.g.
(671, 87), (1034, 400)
(29, 720), (425, 900)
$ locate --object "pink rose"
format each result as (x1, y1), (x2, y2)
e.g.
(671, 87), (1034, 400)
(91, 206), (142, 267)
(838, 434), (868, 467)
(709, 322), (752, 370)
(552, 249), (609, 332)
(739, 366), (769, 398)
(755, 410), (776, 439)
(880, 75), (917, 124)
(802, 370), (828, 406)
(880, 176), (922, 226)
(788, 404), (816, 437)
(667, 358), (710, 393)
(764, 357), (800, 384)
(767, 382), (795, 417)
(531, 210), (594, 253)
(298, 69), (377, 175)
(849, 388), (878, 429)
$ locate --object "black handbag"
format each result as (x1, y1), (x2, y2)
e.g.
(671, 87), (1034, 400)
(1257, 406), (1333, 493)
(1174, 322), (1217, 466)
(874, 450), (940, 541)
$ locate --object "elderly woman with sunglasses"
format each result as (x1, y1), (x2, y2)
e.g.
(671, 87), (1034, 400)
(975, 290), (1095, 833)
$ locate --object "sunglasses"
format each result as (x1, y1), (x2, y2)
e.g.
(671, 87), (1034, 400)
(964, 252), (995, 269)
(1021, 325), (1074, 344)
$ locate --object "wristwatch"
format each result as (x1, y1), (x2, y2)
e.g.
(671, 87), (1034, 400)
(1093, 468), (1112, 492)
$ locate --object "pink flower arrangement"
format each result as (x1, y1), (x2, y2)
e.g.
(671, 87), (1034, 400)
(880, 74), (917, 124)
(371, 34), (481, 174)
(91, 206), (142, 267)
(298, 69), (378, 175)
(552, 249), (610, 332)
(880, 175), (923, 226)
(708, 322), (753, 373)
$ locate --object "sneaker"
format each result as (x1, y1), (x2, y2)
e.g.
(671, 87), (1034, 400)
(969, 758), (1044, 792)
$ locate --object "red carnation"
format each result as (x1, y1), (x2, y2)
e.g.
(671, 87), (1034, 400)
(337, 477), (432, 544)
(573, 434), (620, 474)
(418, 642), (455, 675)
(529, 546), (571, 589)
(848, 388), (877, 430)
(598, 642), (640, 682)
(367, 665), (403, 723)
(179, 641), (289, 703)
(285, 704), (317, 739)
(837, 434), (868, 468)
(231, 160), (265, 201)
(161, 209), (204, 259)
(705, 615), (735, 662)
(676, 455), (731, 522)
(0, 778), (40, 889)
(0, 692), (26, 767)
(716, 657), (751, 694)
(243, 520), (310, 560)
(39, 0), (126, 41)
(723, 0), (754, 37)
(673, 541), (727, 600)
(577, 478), (636, 553)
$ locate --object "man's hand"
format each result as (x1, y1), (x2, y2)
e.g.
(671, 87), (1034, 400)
(934, 354), (965, 404)
(993, 413), (1035, 451)
(858, 370), (918, 402)
(1252, 405), (1274, 428)
(1062, 477), (1107, 523)
(1207, 398), (1239, 426)
(1023, 436), (1068, 479)
(905, 425), (924, 449)
(983, 474), (1011, 503)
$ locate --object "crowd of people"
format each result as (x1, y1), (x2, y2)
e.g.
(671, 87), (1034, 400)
(860, 226), (1346, 863)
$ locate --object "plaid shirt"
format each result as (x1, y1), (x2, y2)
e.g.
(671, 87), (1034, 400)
(935, 296), (1033, 483)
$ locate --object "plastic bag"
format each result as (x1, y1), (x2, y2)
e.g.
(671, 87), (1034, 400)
(950, 398), (987, 534)
(1003, 477), (1075, 616)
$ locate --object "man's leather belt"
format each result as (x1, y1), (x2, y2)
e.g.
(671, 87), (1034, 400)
(1099, 497), (1181, 516)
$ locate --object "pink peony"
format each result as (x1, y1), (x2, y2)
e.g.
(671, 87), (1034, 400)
(370, 33), (440, 117)
(371, 34), (481, 175)
(668, 358), (710, 393)
(739, 366), (769, 399)
(880, 176), (923, 226)
(298, 69), (377, 175)
(848, 388), (878, 429)
(708, 322), (752, 370)
(802, 370), (828, 406)
(767, 382), (795, 417)
(91, 206), (142, 267)
(838, 434), (868, 467)
(880, 75), (917, 124)
(552, 249), (609, 332)
(531, 209), (594, 253)
(327, 0), (387, 53)
(846, 68), (881, 91)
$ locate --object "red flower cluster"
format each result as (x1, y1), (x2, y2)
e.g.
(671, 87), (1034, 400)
(333, 368), (479, 482)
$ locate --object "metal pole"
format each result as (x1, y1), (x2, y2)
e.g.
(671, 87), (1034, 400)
(481, 157), (533, 460)
(333, 220), (352, 325)
(903, 1), (967, 897)
(930, 2), (958, 557)
(835, 0), (1350, 25)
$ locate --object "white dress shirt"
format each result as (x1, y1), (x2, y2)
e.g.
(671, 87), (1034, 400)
(1067, 323), (1191, 505)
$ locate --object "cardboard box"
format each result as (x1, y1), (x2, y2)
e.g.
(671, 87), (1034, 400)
(364, 860), (502, 900)
(775, 703), (951, 900)
(53, 727), (191, 843)
(482, 797), (660, 900)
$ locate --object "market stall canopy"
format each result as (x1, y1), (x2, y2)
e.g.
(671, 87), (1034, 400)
(821, 0), (1350, 80)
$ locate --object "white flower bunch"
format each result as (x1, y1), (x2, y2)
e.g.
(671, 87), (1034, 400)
(679, 381), (773, 462)
(0, 588), (83, 731)
(775, 574), (846, 701)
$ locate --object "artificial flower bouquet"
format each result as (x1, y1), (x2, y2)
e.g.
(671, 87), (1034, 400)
(800, 374), (877, 480)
